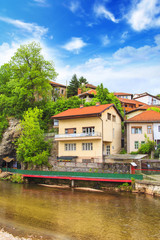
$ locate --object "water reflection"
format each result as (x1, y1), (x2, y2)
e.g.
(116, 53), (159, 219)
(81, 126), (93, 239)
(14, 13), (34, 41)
(0, 181), (160, 240)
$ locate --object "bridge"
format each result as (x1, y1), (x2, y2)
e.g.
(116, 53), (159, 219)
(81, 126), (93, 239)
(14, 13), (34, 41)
(1, 168), (143, 183)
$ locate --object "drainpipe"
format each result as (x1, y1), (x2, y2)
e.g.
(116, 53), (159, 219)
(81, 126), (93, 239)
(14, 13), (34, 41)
(98, 114), (104, 166)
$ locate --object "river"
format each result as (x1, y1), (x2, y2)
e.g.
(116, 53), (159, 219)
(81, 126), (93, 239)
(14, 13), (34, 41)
(0, 181), (160, 240)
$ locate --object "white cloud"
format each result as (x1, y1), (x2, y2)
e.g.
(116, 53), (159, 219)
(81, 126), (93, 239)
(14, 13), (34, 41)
(113, 34), (160, 62)
(128, 0), (160, 31)
(120, 31), (128, 43)
(101, 34), (110, 46)
(0, 16), (48, 38)
(94, 4), (119, 23)
(62, 37), (87, 54)
(68, 1), (80, 13)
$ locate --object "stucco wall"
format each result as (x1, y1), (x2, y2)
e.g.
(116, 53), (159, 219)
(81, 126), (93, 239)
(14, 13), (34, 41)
(127, 122), (153, 153)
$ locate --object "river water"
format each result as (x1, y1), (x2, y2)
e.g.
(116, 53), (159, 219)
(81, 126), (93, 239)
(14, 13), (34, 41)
(0, 181), (160, 240)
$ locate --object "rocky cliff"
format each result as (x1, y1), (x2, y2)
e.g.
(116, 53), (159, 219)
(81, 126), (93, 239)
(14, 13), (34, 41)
(0, 118), (21, 158)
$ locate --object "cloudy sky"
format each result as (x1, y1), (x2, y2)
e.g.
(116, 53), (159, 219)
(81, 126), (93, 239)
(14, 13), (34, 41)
(0, 0), (160, 94)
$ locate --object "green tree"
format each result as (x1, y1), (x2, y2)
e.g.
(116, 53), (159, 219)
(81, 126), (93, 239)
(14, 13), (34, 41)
(79, 76), (88, 85)
(0, 42), (57, 118)
(67, 74), (79, 97)
(16, 108), (51, 168)
(86, 83), (123, 116)
(138, 134), (155, 154)
(147, 107), (160, 113)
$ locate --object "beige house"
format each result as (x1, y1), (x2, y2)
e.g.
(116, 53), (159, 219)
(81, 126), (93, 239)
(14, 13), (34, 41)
(52, 103), (123, 163)
(50, 81), (66, 100)
(126, 110), (160, 153)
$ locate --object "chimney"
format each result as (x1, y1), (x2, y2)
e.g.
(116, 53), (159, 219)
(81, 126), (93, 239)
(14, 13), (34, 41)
(80, 104), (84, 108)
(96, 102), (100, 106)
(78, 88), (82, 95)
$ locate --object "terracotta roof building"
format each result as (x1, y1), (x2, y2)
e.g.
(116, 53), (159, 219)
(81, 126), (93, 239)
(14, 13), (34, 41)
(125, 110), (160, 153)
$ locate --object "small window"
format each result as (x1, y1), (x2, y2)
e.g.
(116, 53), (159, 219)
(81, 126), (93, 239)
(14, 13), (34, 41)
(65, 128), (76, 134)
(61, 89), (64, 94)
(107, 113), (111, 120)
(147, 125), (152, 134)
(158, 126), (160, 132)
(131, 127), (142, 134)
(106, 145), (110, 155)
(82, 143), (93, 151)
(112, 115), (116, 122)
(65, 143), (76, 151)
(134, 141), (139, 149)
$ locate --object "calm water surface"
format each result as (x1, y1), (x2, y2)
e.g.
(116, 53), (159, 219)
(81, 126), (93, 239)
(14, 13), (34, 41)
(0, 181), (160, 240)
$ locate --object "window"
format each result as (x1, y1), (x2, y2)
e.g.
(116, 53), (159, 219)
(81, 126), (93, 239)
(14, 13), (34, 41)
(54, 119), (59, 126)
(147, 125), (152, 134)
(158, 126), (160, 132)
(134, 141), (139, 149)
(82, 127), (95, 135)
(61, 89), (64, 94)
(131, 127), (142, 134)
(65, 128), (76, 134)
(106, 145), (110, 155)
(82, 143), (93, 151)
(65, 144), (76, 151)
(112, 115), (116, 122)
(107, 113), (111, 120)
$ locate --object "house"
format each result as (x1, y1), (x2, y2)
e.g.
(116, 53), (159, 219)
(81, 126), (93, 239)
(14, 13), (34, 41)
(133, 92), (160, 106)
(114, 92), (133, 100)
(117, 97), (146, 113)
(125, 105), (149, 119)
(78, 89), (97, 102)
(51, 103), (123, 163)
(125, 110), (160, 153)
(50, 81), (66, 100)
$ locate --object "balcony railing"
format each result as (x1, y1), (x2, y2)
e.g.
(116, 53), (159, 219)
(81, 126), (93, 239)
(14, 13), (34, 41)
(55, 132), (101, 139)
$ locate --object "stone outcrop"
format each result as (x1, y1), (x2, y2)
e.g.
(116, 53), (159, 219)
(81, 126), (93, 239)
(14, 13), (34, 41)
(0, 118), (21, 157)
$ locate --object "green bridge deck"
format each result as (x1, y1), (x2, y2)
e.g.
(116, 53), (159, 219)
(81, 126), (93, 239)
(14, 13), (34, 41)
(2, 168), (143, 182)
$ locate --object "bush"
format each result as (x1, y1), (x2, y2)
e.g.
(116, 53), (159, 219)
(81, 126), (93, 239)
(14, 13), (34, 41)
(138, 135), (155, 154)
(10, 174), (24, 183)
(120, 149), (127, 154)
(154, 143), (160, 159)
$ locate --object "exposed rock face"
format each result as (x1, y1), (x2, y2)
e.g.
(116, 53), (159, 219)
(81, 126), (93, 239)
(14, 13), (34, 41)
(0, 118), (21, 157)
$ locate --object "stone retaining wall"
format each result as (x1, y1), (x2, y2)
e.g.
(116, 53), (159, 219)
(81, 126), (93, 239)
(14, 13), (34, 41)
(135, 180), (160, 196)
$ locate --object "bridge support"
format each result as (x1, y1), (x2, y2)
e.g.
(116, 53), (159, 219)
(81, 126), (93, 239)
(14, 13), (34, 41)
(71, 179), (75, 188)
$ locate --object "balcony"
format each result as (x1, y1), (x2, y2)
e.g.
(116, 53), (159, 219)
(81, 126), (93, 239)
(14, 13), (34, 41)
(55, 132), (101, 141)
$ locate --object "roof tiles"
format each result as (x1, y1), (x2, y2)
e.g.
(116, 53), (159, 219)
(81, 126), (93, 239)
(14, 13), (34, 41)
(126, 110), (160, 122)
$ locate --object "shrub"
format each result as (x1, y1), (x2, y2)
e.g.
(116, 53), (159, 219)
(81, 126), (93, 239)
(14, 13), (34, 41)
(10, 174), (24, 183)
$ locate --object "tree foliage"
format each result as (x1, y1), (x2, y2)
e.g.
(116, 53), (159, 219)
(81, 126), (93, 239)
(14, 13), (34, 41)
(16, 108), (51, 167)
(85, 83), (123, 116)
(0, 42), (57, 118)
(147, 107), (160, 113)
(67, 74), (88, 97)
(138, 134), (155, 154)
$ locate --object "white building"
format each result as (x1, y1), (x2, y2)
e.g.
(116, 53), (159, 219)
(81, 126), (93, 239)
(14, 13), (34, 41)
(133, 92), (160, 106)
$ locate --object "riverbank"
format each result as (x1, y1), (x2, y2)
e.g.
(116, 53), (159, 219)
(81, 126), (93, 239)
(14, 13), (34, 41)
(0, 229), (31, 240)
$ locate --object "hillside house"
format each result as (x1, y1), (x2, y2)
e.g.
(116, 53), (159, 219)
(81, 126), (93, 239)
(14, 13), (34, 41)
(126, 110), (160, 153)
(133, 92), (160, 106)
(52, 103), (123, 163)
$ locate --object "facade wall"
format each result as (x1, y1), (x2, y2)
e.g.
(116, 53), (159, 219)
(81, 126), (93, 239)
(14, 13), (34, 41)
(135, 95), (160, 105)
(126, 110), (145, 119)
(153, 123), (160, 142)
(58, 139), (102, 162)
(127, 122), (153, 153)
(56, 106), (122, 162)
(101, 106), (122, 154)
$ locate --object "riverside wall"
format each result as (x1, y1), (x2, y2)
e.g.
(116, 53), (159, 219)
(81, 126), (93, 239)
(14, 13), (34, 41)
(135, 180), (160, 196)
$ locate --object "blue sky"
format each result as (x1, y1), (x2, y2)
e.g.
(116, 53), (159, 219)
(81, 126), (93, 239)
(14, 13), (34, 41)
(0, 0), (160, 94)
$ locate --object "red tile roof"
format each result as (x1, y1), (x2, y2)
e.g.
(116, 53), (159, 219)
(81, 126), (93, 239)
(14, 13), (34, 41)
(78, 89), (97, 97)
(85, 83), (97, 89)
(50, 81), (66, 88)
(126, 105), (157, 114)
(52, 103), (122, 120)
(126, 110), (160, 122)
(114, 92), (133, 96)
(118, 97), (146, 105)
